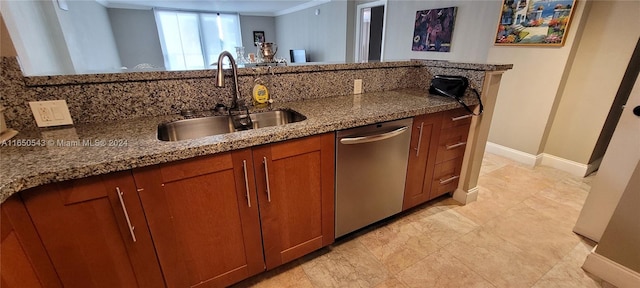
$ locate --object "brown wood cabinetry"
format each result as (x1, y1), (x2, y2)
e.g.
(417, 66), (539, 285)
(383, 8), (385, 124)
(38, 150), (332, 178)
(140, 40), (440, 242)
(20, 171), (165, 288)
(132, 149), (264, 288)
(252, 133), (335, 270)
(403, 113), (442, 210)
(1, 196), (60, 288)
(403, 108), (472, 209)
(429, 108), (472, 200)
(131, 133), (335, 285)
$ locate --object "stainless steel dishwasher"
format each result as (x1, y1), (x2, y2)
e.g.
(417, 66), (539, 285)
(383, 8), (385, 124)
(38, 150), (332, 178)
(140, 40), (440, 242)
(335, 118), (413, 238)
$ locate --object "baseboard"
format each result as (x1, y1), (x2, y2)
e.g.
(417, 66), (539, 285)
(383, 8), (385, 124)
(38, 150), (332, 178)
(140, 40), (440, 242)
(485, 142), (589, 177)
(453, 186), (479, 205)
(582, 248), (640, 288)
(484, 142), (539, 168)
(540, 153), (589, 177)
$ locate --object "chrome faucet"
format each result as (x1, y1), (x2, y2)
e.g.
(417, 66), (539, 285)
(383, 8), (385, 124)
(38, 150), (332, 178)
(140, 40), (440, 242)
(215, 51), (243, 110)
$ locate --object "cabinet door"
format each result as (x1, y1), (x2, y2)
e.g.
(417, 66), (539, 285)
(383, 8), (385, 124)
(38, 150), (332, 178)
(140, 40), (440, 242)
(253, 133), (335, 270)
(21, 171), (164, 288)
(403, 113), (442, 210)
(133, 149), (264, 288)
(1, 196), (60, 288)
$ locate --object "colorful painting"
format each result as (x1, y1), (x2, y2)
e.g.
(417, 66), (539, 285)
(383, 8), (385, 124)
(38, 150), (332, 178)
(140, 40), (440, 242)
(412, 7), (457, 52)
(495, 0), (577, 46)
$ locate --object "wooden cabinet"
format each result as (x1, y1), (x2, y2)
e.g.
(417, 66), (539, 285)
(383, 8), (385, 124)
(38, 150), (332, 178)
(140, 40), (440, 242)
(132, 149), (264, 288)
(131, 132), (335, 285)
(429, 108), (472, 200)
(21, 171), (164, 288)
(403, 113), (442, 210)
(1, 196), (60, 288)
(252, 133), (335, 270)
(403, 108), (472, 209)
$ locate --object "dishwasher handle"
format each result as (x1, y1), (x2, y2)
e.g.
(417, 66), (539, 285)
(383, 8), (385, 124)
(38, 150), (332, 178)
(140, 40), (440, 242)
(340, 126), (409, 145)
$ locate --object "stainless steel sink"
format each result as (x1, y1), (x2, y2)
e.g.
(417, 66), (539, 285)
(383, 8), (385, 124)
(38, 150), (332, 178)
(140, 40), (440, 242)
(158, 109), (306, 141)
(248, 109), (306, 129)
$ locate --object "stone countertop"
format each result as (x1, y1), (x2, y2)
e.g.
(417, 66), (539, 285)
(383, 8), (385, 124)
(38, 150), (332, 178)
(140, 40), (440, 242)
(0, 89), (474, 203)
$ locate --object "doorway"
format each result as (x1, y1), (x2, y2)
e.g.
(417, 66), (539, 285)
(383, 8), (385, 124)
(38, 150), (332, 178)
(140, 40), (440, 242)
(355, 1), (386, 63)
(587, 38), (640, 174)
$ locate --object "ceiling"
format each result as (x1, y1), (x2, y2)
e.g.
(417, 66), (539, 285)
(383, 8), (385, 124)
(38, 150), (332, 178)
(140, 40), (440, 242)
(97, 0), (328, 16)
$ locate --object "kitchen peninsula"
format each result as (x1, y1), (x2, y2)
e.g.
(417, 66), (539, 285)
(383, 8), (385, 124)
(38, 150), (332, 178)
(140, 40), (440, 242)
(0, 56), (511, 287)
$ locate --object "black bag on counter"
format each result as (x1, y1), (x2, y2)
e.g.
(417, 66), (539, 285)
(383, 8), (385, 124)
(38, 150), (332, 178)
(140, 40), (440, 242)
(429, 75), (483, 116)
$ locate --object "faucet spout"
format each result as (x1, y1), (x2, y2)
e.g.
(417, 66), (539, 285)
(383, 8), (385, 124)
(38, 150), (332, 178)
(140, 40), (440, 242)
(215, 51), (242, 110)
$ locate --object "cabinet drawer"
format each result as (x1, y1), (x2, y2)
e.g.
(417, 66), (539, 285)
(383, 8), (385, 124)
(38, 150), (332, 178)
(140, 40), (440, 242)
(440, 108), (473, 130)
(430, 157), (463, 200)
(436, 124), (470, 164)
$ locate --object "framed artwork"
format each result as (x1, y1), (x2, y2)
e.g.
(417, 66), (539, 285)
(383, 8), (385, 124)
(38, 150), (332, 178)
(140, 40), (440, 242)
(495, 0), (577, 46)
(412, 7), (457, 52)
(253, 31), (265, 46)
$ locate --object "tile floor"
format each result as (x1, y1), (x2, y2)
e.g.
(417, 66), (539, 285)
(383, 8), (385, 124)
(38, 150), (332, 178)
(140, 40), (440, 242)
(232, 153), (607, 288)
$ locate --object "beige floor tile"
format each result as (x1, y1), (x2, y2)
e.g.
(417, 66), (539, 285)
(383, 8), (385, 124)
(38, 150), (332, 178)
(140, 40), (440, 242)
(414, 209), (479, 246)
(444, 228), (551, 288)
(480, 153), (520, 175)
(522, 193), (582, 229)
(397, 249), (496, 288)
(357, 219), (439, 274)
(537, 178), (590, 211)
(532, 239), (603, 288)
(372, 276), (408, 288)
(477, 169), (547, 203)
(483, 204), (582, 267)
(454, 185), (521, 224)
(232, 261), (314, 288)
(530, 165), (576, 183)
(301, 240), (389, 288)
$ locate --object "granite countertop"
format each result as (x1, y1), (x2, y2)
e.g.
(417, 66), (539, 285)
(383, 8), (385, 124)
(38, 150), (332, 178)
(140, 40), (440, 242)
(0, 89), (473, 203)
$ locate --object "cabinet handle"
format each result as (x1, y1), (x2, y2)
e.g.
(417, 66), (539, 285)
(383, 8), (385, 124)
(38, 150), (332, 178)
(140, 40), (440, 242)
(451, 115), (472, 121)
(242, 160), (251, 208)
(263, 157), (272, 202)
(446, 142), (467, 150)
(439, 175), (460, 185)
(415, 122), (424, 157)
(116, 187), (137, 243)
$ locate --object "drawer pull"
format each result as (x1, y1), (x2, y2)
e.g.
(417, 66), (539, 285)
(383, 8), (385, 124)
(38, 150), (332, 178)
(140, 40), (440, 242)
(439, 175), (460, 185)
(242, 160), (251, 207)
(116, 187), (137, 243)
(263, 157), (272, 202)
(451, 115), (472, 121)
(415, 122), (424, 157)
(446, 142), (467, 150)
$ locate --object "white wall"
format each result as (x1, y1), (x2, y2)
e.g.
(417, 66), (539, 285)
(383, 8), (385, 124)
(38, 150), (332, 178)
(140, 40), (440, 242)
(54, 0), (122, 74)
(486, 0), (590, 155)
(543, 0), (640, 164)
(108, 8), (164, 70)
(0, 0), (74, 75)
(240, 15), (277, 54)
(383, 0), (501, 63)
(275, 1), (348, 63)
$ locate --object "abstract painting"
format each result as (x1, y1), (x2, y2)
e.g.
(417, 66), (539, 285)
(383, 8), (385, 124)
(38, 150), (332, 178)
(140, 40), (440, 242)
(412, 7), (457, 52)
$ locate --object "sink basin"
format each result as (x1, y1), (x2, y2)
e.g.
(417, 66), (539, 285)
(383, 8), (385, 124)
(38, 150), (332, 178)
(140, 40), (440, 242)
(158, 109), (306, 141)
(248, 109), (307, 129)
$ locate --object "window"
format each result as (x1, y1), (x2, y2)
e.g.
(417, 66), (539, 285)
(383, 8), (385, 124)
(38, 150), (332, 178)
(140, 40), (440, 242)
(155, 10), (242, 70)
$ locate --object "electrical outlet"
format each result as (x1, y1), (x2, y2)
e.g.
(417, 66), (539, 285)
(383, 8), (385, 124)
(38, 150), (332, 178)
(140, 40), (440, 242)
(353, 79), (363, 94)
(29, 100), (74, 127)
